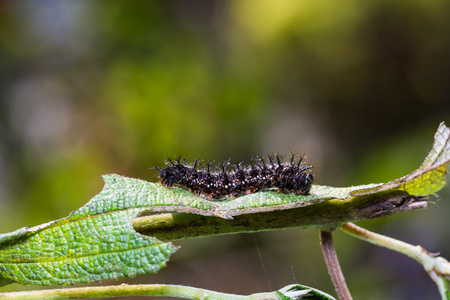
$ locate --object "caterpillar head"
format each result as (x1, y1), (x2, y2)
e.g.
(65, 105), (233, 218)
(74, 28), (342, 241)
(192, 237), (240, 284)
(299, 173), (314, 195)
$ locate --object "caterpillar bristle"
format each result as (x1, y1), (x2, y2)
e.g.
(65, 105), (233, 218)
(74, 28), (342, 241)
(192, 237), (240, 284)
(193, 158), (199, 169)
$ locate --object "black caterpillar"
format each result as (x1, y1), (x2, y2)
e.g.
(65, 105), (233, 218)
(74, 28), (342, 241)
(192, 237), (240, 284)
(157, 154), (314, 200)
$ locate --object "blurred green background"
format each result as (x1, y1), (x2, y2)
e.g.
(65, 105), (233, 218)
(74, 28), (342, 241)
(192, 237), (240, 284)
(0, 0), (449, 299)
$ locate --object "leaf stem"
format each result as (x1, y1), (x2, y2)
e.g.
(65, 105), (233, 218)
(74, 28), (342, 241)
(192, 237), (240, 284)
(341, 222), (450, 300)
(319, 230), (353, 300)
(0, 284), (280, 300)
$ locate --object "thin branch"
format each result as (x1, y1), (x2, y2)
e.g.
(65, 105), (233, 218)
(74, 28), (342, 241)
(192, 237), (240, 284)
(319, 230), (353, 300)
(0, 284), (279, 300)
(341, 222), (450, 300)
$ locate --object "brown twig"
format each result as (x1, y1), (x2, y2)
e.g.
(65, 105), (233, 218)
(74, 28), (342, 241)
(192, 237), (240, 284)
(319, 230), (353, 300)
(341, 222), (450, 299)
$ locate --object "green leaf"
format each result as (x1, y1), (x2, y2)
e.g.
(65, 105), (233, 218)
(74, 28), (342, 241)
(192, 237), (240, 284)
(351, 121), (450, 196)
(277, 284), (336, 300)
(0, 177), (178, 286)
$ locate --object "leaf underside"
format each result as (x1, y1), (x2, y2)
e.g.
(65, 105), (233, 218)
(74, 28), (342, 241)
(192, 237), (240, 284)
(0, 122), (449, 287)
(277, 284), (337, 300)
